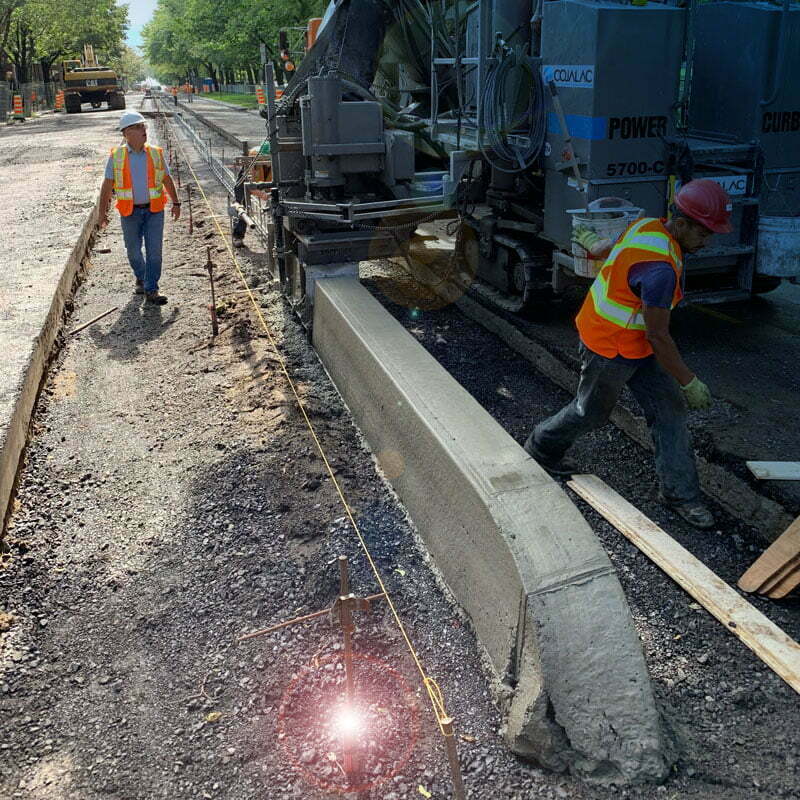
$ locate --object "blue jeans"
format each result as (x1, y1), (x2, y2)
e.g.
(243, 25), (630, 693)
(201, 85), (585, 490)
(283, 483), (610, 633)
(120, 208), (164, 292)
(533, 343), (701, 503)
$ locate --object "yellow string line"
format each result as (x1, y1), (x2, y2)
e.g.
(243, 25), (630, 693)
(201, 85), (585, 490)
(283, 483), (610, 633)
(158, 107), (455, 737)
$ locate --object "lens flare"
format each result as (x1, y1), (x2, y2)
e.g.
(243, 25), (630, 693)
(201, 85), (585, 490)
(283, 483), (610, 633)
(333, 706), (362, 736)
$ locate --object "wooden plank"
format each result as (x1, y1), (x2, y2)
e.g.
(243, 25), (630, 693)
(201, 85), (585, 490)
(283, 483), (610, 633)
(759, 554), (800, 595)
(567, 474), (800, 695)
(746, 461), (800, 481)
(738, 515), (800, 593)
(766, 564), (800, 600)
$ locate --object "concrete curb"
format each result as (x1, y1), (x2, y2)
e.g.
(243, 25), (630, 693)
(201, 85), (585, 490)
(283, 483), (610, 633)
(0, 193), (101, 532)
(313, 278), (672, 783)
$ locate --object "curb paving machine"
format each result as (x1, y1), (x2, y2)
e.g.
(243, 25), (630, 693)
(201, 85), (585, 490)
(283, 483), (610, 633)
(245, 0), (800, 321)
(62, 45), (126, 113)
(233, 0), (800, 779)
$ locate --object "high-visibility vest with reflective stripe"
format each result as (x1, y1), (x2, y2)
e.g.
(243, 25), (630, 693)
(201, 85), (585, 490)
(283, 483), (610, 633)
(110, 144), (166, 216)
(576, 217), (683, 359)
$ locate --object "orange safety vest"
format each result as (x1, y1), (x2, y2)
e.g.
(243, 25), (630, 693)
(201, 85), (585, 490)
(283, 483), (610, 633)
(575, 217), (683, 359)
(110, 144), (166, 216)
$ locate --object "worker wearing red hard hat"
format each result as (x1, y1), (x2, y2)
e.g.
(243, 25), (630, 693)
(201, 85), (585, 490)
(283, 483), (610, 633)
(525, 179), (733, 530)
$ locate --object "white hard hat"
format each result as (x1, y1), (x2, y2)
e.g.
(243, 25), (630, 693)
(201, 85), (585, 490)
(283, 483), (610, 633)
(118, 111), (146, 131)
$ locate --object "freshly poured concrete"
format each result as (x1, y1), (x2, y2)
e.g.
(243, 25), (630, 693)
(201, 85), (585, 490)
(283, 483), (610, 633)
(313, 278), (672, 783)
(0, 109), (123, 527)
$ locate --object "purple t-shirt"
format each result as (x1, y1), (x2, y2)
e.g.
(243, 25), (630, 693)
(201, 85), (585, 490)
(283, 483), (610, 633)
(628, 261), (676, 309)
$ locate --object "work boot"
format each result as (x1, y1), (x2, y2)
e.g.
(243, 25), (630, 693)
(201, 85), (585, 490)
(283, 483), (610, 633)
(232, 236), (245, 249)
(145, 291), (168, 306)
(523, 433), (579, 477)
(134, 280), (145, 294)
(659, 494), (715, 530)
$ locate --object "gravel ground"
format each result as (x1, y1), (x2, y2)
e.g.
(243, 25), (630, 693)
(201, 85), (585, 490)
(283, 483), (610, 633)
(3, 107), (798, 800)
(0, 114), (613, 800)
(363, 264), (800, 799)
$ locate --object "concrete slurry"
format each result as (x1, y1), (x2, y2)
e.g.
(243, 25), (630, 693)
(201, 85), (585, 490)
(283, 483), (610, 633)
(0, 107), (125, 527)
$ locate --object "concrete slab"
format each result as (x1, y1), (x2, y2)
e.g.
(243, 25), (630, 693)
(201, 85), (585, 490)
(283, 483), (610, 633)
(313, 277), (673, 783)
(0, 107), (127, 528)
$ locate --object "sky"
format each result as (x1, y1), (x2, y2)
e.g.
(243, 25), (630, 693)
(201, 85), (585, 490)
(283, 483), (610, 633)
(123, 0), (159, 50)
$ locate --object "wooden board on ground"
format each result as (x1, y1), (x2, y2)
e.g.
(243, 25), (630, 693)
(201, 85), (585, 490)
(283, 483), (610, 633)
(567, 474), (800, 695)
(738, 515), (800, 594)
(766, 564), (800, 599)
(746, 461), (800, 481)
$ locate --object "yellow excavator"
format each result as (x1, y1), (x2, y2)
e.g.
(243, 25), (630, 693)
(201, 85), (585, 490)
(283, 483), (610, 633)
(62, 44), (125, 113)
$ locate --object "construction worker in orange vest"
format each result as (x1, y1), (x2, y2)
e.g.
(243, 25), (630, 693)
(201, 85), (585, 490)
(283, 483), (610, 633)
(524, 179), (733, 530)
(98, 111), (182, 305)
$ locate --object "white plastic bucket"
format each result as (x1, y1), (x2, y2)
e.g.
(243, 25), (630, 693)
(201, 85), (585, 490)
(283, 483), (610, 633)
(756, 216), (800, 277)
(570, 210), (641, 277)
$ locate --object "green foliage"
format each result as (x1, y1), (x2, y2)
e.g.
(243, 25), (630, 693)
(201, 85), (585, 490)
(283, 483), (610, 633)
(2, 0), (128, 81)
(109, 44), (149, 83)
(208, 91), (258, 108)
(142, 0), (328, 84)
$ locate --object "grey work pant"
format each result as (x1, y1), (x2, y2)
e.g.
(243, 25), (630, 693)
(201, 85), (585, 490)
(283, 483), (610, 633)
(533, 343), (701, 503)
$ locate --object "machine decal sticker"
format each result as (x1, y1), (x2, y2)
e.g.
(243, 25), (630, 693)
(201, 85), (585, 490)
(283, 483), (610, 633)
(762, 111), (800, 134)
(606, 160), (665, 177)
(607, 115), (667, 140)
(676, 175), (748, 196)
(546, 113), (607, 141)
(542, 65), (595, 89)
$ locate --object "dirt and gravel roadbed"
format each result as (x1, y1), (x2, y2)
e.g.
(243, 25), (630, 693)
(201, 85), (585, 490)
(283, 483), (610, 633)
(0, 119), (600, 800)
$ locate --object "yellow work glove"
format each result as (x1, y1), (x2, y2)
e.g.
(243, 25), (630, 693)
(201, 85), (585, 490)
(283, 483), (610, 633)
(572, 225), (612, 257)
(681, 376), (712, 409)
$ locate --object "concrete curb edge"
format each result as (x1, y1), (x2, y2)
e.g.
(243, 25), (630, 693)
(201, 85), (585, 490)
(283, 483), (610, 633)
(313, 278), (673, 783)
(0, 192), (101, 534)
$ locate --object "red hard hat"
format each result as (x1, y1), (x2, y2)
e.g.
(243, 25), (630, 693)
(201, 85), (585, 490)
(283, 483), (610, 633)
(674, 179), (733, 234)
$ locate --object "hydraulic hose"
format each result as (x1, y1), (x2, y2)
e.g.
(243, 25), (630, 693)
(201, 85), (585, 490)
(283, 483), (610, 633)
(478, 49), (546, 174)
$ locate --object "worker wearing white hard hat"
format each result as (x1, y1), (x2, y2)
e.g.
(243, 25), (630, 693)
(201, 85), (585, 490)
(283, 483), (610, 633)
(117, 111), (147, 130)
(97, 109), (182, 304)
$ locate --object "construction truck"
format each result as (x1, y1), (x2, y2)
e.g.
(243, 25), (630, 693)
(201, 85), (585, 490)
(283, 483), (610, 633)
(62, 44), (125, 113)
(253, 0), (799, 323)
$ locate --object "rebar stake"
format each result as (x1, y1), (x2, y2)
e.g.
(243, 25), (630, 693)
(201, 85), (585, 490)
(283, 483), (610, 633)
(185, 184), (194, 233)
(440, 717), (467, 800)
(206, 246), (219, 336)
(174, 151), (182, 188)
(337, 556), (358, 780)
(237, 555), (378, 787)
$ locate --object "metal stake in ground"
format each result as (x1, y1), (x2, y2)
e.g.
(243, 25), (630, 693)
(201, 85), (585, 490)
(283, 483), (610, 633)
(205, 246), (219, 336)
(185, 184), (194, 234)
(440, 717), (467, 800)
(236, 555), (377, 786)
(174, 151), (182, 188)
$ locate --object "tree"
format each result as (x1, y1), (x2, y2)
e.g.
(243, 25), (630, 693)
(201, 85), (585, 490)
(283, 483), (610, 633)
(143, 0), (327, 88)
(109, 44), (148, 84)
(4, 0), (127, 84)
